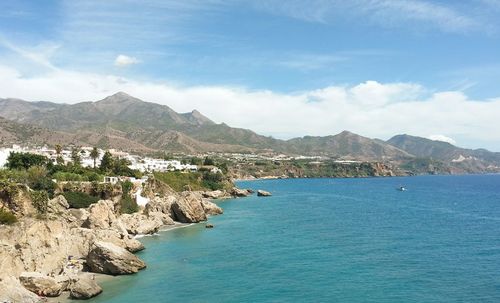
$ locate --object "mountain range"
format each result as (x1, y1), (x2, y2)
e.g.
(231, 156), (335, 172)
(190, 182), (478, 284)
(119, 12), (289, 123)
(0, 92), (499, 173)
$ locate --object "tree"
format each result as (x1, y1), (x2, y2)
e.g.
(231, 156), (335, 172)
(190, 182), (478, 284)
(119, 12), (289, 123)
(90, 147), (99, 168)
(54, 144), (65, 165)
(55, 144), (62, 155)
(203, 157), (215, 166)
(99, 151), (114, 173)
(71, 147), (81, 166)
(6, 152), (48, 170)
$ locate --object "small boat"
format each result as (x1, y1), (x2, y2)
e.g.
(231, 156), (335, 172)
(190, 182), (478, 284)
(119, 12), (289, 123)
(397, 186), (407, 191)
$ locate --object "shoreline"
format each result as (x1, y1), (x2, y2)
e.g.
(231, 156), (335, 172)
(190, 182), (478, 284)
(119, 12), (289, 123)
(45, 222), (199, 303)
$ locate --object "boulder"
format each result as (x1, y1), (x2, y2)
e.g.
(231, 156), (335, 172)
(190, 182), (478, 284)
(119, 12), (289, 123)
(124, 237), (145, 253)
(86, 241), (146, 275)
(0, 276), (43, 303)
(202, 190), (225, 199)
(19, 272), (62, 297)
(201, 199), (223, 215)
(120, 213), (163, 235)
(47, 195), (70, 213)
(257, 190), (272, 197)
(148, 211), (175, 225)
(69, 274), (103, 299)
(171, 192), (207, 223)
(82, 200), (117, 229)
(55, 275), (71, 291)
(230, 187), (252, 197)
(93, 228), (144, 253)
(144, 196), (177, 219)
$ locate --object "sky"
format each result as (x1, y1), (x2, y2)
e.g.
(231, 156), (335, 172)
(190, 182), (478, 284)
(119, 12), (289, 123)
(0, 0), (500, 151)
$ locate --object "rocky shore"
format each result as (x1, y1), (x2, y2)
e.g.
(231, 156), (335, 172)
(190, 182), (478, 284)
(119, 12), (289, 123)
(0, 186), (254, 302)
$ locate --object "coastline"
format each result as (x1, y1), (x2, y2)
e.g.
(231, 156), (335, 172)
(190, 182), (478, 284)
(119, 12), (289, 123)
(45, 221), (199, 303)
(0, 187), (231, 302)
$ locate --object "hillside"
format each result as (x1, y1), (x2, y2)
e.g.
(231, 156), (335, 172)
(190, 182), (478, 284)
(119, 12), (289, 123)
(387, 134), (500, 173)
(285, 131), (412, 160)
(0, 93), (499, 174)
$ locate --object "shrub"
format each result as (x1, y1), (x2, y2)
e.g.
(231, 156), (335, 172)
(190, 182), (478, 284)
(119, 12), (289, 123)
(0, 208), (17, 225)
(120, 194), (138, 214)
(30, 177), (56, 198)
(63, 191), (99, 209)
(29, 190), (49, 214)
(121, 180), (133, 195)
(202, 172), (225, 190)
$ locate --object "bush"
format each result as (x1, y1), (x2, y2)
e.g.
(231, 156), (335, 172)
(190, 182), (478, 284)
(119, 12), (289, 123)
(0, 208), (17, 225)
(63, 191), (99, 209)
(29, 190), (49, 214)
(30, 177), (56, 198)
(202, 172), (225, 190)
(120, 195), (138, 214)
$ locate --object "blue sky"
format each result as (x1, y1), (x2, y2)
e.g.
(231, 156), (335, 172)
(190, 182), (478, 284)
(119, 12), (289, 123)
(1, 1), (500, 150)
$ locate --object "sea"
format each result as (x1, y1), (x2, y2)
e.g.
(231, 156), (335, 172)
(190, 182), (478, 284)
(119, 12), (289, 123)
(88, 175), (500, 302)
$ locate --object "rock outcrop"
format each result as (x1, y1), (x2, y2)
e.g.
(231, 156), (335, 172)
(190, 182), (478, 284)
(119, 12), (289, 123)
(144, 196), (177, 219)
(47, 195), (70, 213)
(120, 213), (163, 235)
(171, 192), (207, 223)
(202, 190), (225, 199)
(19, 272), (62, 297)
(230, 187), (252, 197)
(86, 241), (146, 275)
(257, 190), (272, 197)
(0, 276), (43, 303)
(82, 200), (117, 229)
(201, 199), (223, 215)
(69, 274), (103, 299)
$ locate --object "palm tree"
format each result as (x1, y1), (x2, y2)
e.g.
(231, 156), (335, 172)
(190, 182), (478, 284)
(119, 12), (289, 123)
(71, 146), (81, 166)
(55, 144), (64, 165)
(90, 147), (99, 168)
(55, 144), (62, 155)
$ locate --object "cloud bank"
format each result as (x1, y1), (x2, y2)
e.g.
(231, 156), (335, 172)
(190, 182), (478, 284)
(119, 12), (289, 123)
(0, 64), (499, 151)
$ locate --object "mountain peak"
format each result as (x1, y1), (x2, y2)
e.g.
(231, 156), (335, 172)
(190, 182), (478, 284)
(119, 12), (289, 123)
(97, 92), (143, 105)
(182, 109), (215, 126)
(112, 91), (133, 98)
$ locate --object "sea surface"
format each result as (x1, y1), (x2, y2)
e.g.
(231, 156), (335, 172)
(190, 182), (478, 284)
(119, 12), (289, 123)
(89, 175), (500, 302)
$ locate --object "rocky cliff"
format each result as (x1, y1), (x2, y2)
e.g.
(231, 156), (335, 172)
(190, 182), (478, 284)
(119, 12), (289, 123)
(0, 186), (225, 301)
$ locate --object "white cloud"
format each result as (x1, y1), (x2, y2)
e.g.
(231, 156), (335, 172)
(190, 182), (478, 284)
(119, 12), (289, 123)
(114, 55), (139, 67)
(428, 135), (457, 145)
(0, 64), (499, 151)
(254, 0), (482, 33)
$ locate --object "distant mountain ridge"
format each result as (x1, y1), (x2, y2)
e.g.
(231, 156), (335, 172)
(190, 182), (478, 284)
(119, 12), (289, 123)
(0, 92), (499, 173)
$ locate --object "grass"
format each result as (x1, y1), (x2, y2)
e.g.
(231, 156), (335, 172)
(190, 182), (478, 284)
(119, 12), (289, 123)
(154, 171), (205, 192)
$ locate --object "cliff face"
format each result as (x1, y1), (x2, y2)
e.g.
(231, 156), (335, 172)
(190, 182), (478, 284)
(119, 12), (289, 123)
(230, 160), (401, 180)
(0, 185), (224, 302)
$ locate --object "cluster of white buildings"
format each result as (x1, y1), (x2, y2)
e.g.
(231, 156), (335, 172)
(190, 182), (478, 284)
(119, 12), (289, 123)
(0, 145), (198, 173)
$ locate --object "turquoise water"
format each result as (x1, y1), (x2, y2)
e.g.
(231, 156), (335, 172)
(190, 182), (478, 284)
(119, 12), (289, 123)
(90, 175), (500, 302)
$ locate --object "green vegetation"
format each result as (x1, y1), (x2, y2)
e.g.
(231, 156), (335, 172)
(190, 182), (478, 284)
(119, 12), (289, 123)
(62, 191), (99, 209)
(154, 171), (203, 192)
(154, 171), (231, 192)
(119, 180), (138, 214)
(0, 208), (17, 225)
(29, 190), (49, 214)
(6, 152), (48, 170)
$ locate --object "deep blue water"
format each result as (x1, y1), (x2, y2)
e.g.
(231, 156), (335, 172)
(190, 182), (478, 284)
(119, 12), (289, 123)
(89, 175), (500, 302)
